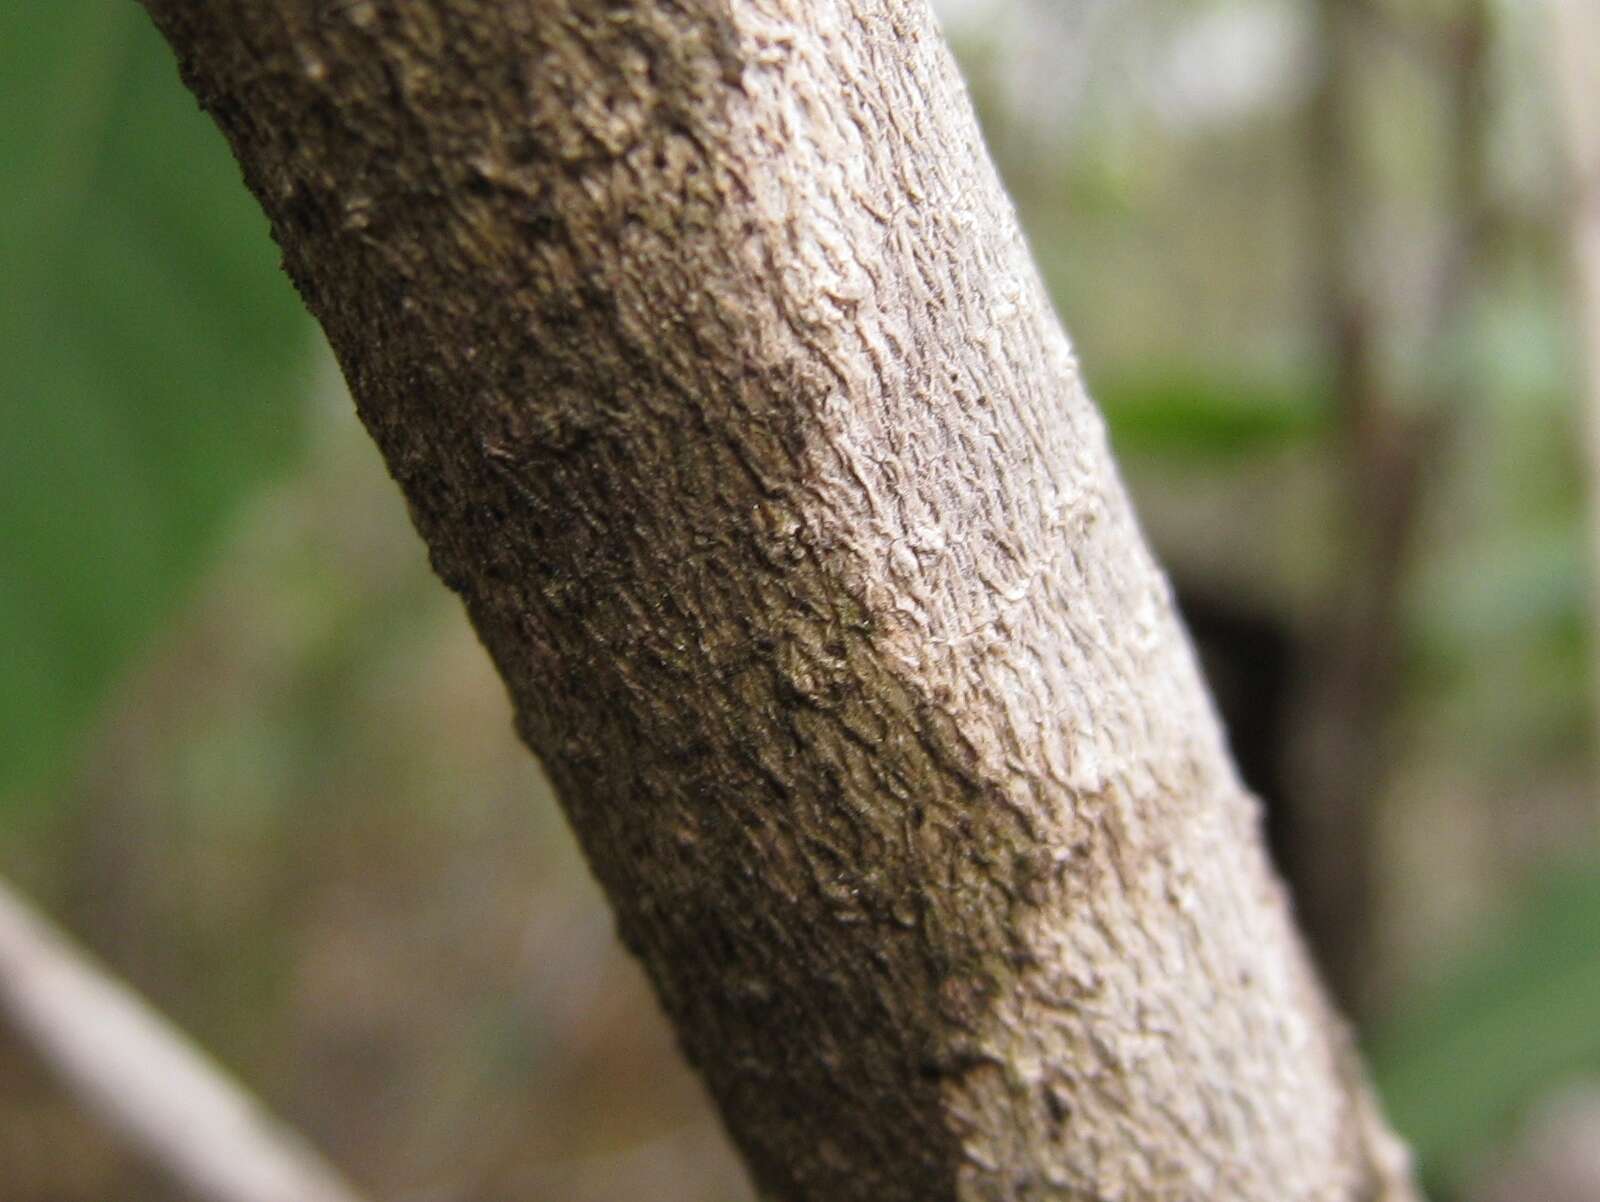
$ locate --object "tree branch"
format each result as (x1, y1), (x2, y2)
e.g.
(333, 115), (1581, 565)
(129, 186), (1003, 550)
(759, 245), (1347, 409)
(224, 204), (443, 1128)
(135, 1), (1419, 1197)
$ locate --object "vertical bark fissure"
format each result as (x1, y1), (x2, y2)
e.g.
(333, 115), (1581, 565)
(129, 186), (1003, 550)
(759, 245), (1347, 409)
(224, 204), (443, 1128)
(137, 1), (1417, 1199)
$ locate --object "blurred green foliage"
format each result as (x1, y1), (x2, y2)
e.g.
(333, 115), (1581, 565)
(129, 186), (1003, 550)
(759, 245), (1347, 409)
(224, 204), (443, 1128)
(0, 1), (311, 805)
(1097, 365), (1329, 458)
(1374, 864), (1600, 1194)
(1409, 279), (1593, 775)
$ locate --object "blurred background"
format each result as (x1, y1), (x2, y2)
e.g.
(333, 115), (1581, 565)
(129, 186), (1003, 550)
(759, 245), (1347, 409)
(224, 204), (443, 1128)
(2, 0), (1599, 1198)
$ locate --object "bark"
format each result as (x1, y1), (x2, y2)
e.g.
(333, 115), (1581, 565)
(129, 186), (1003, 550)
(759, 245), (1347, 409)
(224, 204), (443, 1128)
(136, 2), (1418, 1199)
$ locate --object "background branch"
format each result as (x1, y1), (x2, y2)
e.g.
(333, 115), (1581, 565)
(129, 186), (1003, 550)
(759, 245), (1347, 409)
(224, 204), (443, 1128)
(0, 877), (367, 1202)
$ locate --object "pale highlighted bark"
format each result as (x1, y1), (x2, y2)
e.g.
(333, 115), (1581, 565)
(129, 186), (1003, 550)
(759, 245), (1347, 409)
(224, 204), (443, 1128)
(136, 2), (1419, 1198)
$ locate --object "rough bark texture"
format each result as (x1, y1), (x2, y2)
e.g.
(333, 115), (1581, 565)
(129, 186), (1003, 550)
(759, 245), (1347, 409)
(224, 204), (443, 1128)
(137, 2), (1418, 1199)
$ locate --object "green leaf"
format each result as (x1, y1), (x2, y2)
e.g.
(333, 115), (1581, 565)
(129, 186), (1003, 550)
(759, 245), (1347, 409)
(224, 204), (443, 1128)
(1093, 366), (1329, 459)
(0, 3), (312, 806)
(1371, 865), (1600, 1194)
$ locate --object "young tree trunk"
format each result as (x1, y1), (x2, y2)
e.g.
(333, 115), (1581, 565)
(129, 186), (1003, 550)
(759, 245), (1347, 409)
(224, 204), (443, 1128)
(137, 2), (1418, 1198)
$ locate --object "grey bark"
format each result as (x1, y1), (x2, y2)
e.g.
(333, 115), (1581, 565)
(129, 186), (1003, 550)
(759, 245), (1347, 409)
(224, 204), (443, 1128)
(136, 1), (1418, 1199)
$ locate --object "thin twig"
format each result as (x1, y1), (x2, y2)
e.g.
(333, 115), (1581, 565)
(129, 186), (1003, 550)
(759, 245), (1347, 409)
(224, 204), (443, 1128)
(0, 877), (369, 1202)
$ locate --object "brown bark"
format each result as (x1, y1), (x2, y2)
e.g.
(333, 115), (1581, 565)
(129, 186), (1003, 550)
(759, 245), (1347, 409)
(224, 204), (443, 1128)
(136, 1), (1418, 1198)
